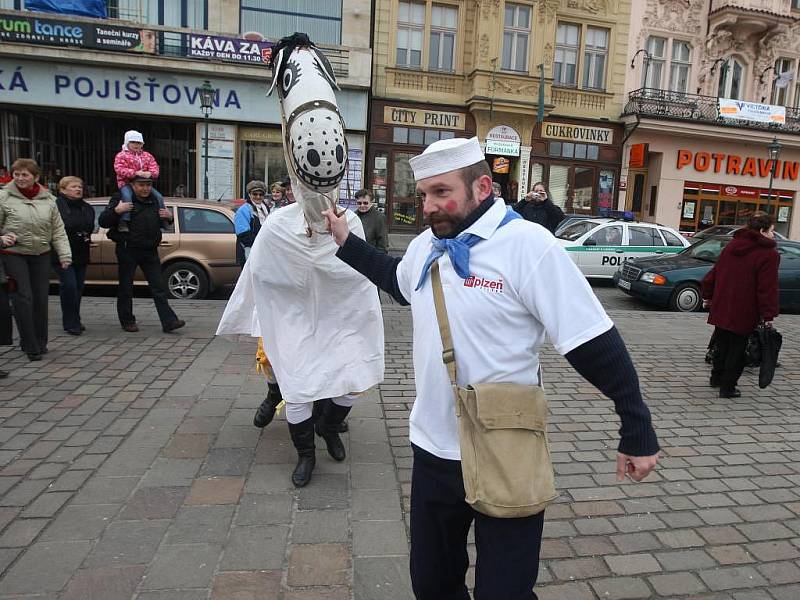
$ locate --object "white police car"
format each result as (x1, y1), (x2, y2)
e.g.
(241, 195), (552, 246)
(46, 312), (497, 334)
(555, 218), (690, 278)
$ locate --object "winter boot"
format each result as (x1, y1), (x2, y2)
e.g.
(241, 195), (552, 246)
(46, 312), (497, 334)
(253, 383), (283, 428)
(288, 418), (316, 487)
(312, 398), (348, 433)
(315, 401), (351, 462)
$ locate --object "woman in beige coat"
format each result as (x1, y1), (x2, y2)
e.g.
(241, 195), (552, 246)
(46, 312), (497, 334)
(0, 159), (71, 360)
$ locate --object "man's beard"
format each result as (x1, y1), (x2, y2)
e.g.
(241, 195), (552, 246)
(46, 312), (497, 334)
(424, 187), (473, 237)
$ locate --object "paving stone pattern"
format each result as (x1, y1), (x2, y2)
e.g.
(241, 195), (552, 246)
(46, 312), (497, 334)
(0, 295), (797, 598)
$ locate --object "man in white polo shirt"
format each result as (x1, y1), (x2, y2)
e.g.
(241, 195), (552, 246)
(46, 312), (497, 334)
(324, 137), (660, 600)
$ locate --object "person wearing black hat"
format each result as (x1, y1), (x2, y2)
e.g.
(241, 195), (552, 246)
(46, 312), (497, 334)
(98, 176), (185, 334)
(234, 180), (270, 266)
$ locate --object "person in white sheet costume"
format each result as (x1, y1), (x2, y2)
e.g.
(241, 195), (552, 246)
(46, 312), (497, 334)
(217, 33), (384, 488)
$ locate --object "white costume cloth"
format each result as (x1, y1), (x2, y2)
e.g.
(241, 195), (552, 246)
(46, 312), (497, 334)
(217, 202), (384, 403)
(396, 198), (613, 460)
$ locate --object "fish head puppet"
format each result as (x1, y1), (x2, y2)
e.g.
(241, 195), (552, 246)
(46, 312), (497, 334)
(268, 33), (349, 233)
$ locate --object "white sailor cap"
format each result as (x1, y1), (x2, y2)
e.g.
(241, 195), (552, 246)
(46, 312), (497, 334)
(408, 136), (485, 182)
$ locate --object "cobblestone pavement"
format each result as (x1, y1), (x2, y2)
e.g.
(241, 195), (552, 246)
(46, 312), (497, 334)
(0, 291), (798, 599)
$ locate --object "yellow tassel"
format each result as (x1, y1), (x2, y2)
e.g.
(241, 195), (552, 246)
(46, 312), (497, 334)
(255, 337), (271, 375)
(275, 400), (285, 415)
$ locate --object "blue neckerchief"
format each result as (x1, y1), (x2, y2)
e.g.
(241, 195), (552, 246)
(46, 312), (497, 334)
(414, 205), (521, 291)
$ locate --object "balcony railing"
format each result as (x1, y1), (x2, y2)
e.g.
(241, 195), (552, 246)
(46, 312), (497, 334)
(623, 88), (800, 134)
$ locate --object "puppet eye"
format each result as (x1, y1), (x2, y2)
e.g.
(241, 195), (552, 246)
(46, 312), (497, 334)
(281, 62), (301, 95)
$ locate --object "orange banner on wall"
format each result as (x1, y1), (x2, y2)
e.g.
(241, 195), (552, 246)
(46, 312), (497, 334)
(676, 149), (799, 181)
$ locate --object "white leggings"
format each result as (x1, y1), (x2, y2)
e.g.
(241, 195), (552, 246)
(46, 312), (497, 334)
(285, 395), (358, 424)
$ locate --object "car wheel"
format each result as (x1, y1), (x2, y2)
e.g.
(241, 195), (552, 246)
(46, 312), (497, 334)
(670, 282), (701, 312)
(163, 261), (209, 300)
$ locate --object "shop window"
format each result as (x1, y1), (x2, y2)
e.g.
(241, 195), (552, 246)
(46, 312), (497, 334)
(241, 140), (288, 195)
(408, 128), (425, 145)
(548, 141), (599, 161)
(429, 4), (457, 72)
(649, 185), (658, 217)
(598, 169), (614, 209)
(631, 173), (645, 213)
(393, 127), (409, 143)
(549, 165), (570, 210)
(440, 131), (456, 140)
(772, 58), (794, 106)
(669, 41), (692, 94)
(794, 0), (800, 9)
(502, 3), (531, 72)
(240, 1), (340, 45)
(573, 167), (593, 211)
(397, 1), (425, 68)
(644, 36), (666, 88)
(718, 57), (745, 100)
(371, 152), (389, 212)
(582, 26), (608, 91)
(423, 130), (439, 145)
(554, 22), (580, 86)
(178, 208), (234, 234)
(530, 163), (544, 191)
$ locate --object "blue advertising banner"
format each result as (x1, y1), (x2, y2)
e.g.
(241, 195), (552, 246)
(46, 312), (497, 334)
(25, 0), (107, 19)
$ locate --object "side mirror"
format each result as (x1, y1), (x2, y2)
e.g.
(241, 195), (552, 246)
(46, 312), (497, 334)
(583, 238), (597, 246)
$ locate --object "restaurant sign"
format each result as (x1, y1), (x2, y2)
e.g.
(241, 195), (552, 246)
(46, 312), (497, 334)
(0, 14), (154, 53)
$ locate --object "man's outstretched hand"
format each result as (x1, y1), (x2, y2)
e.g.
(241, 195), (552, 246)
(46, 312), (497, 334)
(323, 209), (349, 246)
(616, 452), (660, 482)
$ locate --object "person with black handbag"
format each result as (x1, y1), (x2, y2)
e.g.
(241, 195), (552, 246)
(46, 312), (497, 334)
(702, 211), (780, 398)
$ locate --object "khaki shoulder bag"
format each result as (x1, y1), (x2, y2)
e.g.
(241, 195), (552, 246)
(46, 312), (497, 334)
(430, 262), (557, 518)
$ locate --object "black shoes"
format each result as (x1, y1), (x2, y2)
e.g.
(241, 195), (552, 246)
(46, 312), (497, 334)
(709, 376), (720, 388)
(65, 328), (81, 336)
(163, 319), (186, 333)
(315, 401), (351, 462)
(253, 383), (283, 428)
(122, 323), (139, 333)
(27, 353), (42, 362)
(288, 417), (316, 487)
(312, 399), (348, 433)
(719, 388), (741, 398)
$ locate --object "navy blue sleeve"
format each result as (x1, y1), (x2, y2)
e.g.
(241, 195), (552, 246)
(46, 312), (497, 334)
(335, 233), (409, 305)
(565, 326), (660, 457)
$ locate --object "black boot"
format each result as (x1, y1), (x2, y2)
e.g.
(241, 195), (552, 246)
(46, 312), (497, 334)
(315, 402), (351, 462)
(253, 383), (283, 428)
(288, 418), (316, 487)
(312, 398), (348, 433)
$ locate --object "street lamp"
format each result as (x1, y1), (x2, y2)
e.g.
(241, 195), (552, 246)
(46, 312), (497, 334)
(765, 136), (782, 214)
(199, 80), (215, 200)
(630, 48), (652, 91)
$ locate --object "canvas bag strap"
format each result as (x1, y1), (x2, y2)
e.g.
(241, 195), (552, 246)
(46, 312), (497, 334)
(430, 261), (458, 387)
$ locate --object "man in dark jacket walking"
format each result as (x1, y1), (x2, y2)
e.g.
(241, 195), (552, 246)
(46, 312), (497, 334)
(702, 211), (779, 398)
(514, 182), (564, 233)
(354, 189), (388, 252)
(98, 176), (185, 334)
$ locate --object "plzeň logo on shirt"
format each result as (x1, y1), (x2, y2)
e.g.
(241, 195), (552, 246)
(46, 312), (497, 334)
(463, 275), (504, 293)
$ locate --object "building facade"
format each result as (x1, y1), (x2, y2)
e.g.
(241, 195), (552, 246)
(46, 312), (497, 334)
(371, 0), (632, 233)
(622, 0), (800, 238)
(0, 0), (371, 204)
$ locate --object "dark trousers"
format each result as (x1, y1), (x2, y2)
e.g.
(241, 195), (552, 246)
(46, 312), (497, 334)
(2, 253), (51, 355)
(711, 326), (748, 394)
(410, 444), (544, 600)
(55, 263), (87, 331)
(115, 244), (177, 327)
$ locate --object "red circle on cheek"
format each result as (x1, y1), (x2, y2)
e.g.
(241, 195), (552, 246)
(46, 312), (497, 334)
(444, 200), (458, 212)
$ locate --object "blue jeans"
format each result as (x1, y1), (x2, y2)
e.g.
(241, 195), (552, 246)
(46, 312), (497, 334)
(55, 263), (87, 331)
(120, 185), (165, 221)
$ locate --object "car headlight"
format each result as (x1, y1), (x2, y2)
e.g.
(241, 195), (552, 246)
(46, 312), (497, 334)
(640, 273), (667, 285)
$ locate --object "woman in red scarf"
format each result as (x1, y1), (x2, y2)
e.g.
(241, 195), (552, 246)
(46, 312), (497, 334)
(0, 159), (72, 361)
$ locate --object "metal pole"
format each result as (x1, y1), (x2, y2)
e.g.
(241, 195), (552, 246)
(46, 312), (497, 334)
(643, 54), (650, 90)
(766, 160), (776, 216)
(203, 113), (209, 201)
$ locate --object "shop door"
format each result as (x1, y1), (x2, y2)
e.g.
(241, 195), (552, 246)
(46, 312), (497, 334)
(389, 150), (422, 232)
(241, 141), (288, 197)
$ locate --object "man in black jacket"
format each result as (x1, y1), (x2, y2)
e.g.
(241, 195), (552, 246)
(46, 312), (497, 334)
(354, 189), (388, 252)
(98, 177), (185, 333)
(514, 182), (564, 233)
